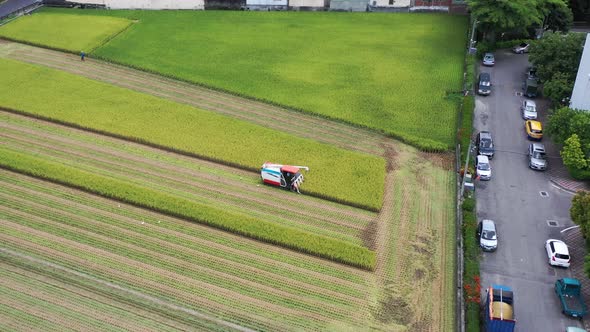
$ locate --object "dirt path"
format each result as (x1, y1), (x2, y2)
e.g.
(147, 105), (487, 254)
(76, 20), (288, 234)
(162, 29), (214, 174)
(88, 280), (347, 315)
(0, 41), (386, 157)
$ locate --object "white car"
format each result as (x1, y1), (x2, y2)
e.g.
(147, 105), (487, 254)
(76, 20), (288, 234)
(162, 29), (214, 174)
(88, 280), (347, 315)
(513, 42), (530, 54)
(545, 239), (570, 268)
(476, 155), (491, 181)
(477, 219), (498, 251)
(521, 100), (537, 120)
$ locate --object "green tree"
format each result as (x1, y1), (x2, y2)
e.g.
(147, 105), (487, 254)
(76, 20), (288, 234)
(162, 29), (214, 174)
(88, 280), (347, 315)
(538, 0), (574, 32)
(561, 134), (588, 169)
(467, 0), (542, 40)
(543, 72), (574, 105)
(570, 112), (590, 148)
(571, 191), (590, 237)
(546, 106), (575, 144)
(529, 32), (586, 82)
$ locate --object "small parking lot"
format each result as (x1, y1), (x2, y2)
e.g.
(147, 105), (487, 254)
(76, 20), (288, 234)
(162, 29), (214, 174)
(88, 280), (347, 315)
(475, 50), (586, 331)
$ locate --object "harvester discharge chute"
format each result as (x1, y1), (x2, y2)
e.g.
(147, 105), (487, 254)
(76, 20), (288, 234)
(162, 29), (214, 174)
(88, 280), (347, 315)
(260, 162), (309, 193)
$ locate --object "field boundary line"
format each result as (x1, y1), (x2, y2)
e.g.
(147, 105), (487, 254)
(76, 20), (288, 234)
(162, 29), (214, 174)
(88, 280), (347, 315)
(0, 247), (256, 332)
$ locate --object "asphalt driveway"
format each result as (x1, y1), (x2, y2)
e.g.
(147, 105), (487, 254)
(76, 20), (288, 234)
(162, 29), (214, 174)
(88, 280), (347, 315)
(475, 50), (584, 331)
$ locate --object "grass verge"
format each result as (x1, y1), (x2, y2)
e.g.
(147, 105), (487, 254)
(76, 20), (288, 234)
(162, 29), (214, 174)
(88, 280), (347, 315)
(0, 58), (385, 210)
(0, 147), (376, 270)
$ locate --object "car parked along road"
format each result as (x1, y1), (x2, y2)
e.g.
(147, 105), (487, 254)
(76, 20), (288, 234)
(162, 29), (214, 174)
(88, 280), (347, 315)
(475, 50), (582, 331)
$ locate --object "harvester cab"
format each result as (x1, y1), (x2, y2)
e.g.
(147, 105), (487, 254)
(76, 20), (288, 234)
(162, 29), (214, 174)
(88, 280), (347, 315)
(260, 162), (309, 193)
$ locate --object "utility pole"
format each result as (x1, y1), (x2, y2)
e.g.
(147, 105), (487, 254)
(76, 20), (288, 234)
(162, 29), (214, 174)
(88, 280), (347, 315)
(459, 140), (473, 201)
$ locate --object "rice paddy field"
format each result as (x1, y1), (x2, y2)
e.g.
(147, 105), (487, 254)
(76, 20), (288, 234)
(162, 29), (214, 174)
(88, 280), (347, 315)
(0, 9), (468, 150)
(0, 8), (462, 332)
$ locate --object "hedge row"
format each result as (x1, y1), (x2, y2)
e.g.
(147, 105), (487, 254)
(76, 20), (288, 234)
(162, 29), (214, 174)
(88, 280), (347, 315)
(0, 147), (377, 270)
(462, 197), (481, 332)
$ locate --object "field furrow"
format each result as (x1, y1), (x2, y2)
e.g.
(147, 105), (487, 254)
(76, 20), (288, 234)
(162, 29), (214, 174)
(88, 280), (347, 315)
(0, 170), (368, 289)
(0, 260), (218, 332)
(0, 195), (364, 310)
(0, 169), (373, 331)
(2, 42), (386, 156)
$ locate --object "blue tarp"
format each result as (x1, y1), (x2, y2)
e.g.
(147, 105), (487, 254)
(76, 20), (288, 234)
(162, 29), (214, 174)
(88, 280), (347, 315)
(0, 0), (40, 20)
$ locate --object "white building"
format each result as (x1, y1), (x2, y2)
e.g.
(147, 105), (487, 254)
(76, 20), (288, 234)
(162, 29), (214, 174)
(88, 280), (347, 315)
(68, 0), (205, 10)
(570, 33), (590, 111)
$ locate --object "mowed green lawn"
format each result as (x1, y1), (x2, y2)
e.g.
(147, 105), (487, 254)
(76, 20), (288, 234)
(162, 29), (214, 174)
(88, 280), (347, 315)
(0, 12), (131, 52)
(0, 58), (385, 211)
(1, 9), (468, 149)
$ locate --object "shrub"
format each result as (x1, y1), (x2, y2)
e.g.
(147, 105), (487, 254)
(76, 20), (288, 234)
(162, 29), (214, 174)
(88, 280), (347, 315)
(462, 197), (475, 212)
(561, 134), (588, 170)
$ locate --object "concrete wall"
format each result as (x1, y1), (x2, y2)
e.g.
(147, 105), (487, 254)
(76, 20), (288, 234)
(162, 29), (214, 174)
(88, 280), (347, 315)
(329, 0), (366, 11)
(571, 33), (590, 111)
(369, 0), (409, 8)
(69, 0), (204, 9)
(289, 0), (324, 8)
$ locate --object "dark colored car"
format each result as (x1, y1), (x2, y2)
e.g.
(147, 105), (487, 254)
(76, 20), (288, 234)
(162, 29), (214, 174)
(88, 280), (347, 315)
(478, 73), (491, 96)
(477, 131), (494, 159)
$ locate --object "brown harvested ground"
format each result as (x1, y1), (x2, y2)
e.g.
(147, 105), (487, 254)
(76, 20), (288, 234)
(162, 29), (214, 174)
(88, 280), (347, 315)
(0, 40), (456, 331)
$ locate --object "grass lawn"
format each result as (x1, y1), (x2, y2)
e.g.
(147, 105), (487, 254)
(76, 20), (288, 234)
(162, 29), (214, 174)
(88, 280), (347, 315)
(1, 9), (468, 149)
(0, 58), (385, 211)
(0, 12), (132, 53)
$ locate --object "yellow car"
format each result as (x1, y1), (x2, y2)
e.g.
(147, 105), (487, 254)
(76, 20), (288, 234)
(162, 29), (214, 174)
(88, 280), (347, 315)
(525, 120), (543, 140)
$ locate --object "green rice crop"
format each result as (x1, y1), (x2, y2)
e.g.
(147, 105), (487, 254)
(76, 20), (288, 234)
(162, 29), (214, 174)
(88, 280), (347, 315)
(0, 58), (385, 210)
(3, 9), (467, 149)
(0, 147), (377, 270)
(0, 12), (132, 53)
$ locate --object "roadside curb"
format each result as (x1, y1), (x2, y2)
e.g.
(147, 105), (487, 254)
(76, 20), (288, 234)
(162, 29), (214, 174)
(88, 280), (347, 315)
(549, 179), (579, 195)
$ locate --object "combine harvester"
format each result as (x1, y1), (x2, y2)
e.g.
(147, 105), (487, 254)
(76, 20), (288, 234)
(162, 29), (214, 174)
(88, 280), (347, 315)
(260, 162), (309, 193)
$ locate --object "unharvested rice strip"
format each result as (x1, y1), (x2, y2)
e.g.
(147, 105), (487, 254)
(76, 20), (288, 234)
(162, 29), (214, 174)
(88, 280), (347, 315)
(0, 131), (368, 232)
(0, 286), (117, 332)
(0, 196), (366, 308)
(0, 171), (369, 291)
(0, 302), (73, 332)
(0, 234), (345, 331)
(7, 46), (384, 156)
(0, 262), (213, 332)
(0, 267), (190, 332)
(0, 143), (363, 247)
(0, 111), (375, 223)
(0, 222), (366, 327)
(1, 142), (363, 246)
(0, 251), (253, 332)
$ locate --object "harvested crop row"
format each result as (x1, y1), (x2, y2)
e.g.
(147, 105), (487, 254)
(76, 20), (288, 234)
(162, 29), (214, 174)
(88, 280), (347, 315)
(0, 111), (373, 238)
(0, 57), (385, 210)
(0, 171), (373, 330)
(0, 147), (376, 269)
(0, 110), (373, 223)
(0, 170), (368, 288)
(0, 260), (214, 332)
(0, 127), (363, 244)
(5, 44), (384, 157)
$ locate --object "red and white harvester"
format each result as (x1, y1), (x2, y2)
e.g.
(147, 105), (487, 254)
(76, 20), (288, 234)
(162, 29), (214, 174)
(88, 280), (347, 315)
(260, 162), (309, 193)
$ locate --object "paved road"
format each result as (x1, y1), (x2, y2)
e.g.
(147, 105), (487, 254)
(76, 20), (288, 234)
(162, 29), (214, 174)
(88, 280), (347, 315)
(475, 50), (585, 331)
